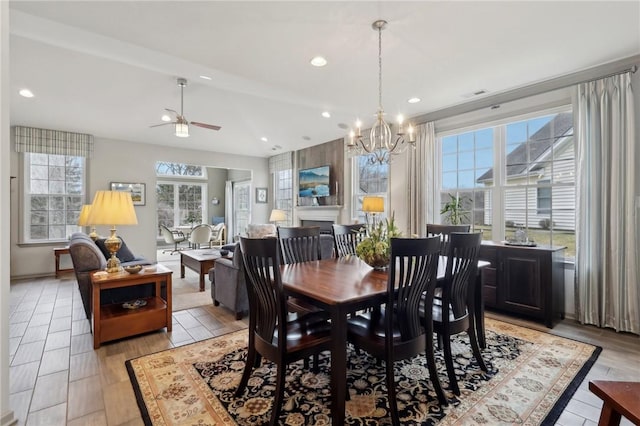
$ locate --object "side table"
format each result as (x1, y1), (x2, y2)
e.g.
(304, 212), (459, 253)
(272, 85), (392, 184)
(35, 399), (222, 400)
(54, 247), (74, 278)
(91, 264), (172, 349)
(589, 380), (640, 426)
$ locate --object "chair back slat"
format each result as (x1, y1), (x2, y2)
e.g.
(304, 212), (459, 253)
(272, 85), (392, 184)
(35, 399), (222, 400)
(332, 224), (366, 257)
(277, 226), (321, 264)
(239, 237), (286, 345)
(426, 224), (470, 256)
(442, 232), (481, 320)
(388, 237), (441, 342)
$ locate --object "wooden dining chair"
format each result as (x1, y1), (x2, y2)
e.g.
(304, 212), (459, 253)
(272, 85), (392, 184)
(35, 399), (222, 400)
(423, 231), (487, 396)
(347, 237), (447, 425)
(277, 226), (322, 264)
(236, 237), (332, 426)
(331, 223), (366, 257)
(426, 223), (470, 256)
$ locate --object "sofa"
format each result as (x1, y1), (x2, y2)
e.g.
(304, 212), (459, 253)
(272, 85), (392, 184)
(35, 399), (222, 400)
(68, 233), (153, 321)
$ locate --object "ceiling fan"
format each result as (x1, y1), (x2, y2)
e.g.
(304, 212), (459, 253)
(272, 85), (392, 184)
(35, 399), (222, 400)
(150, 78), (221, 137)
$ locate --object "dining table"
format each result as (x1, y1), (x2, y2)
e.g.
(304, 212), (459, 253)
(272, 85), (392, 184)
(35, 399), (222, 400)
(279, 254), (488, 425)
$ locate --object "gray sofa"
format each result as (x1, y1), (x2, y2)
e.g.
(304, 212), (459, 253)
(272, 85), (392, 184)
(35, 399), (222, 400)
(68, 233), (153, 320)
(209, 234), (334, 319)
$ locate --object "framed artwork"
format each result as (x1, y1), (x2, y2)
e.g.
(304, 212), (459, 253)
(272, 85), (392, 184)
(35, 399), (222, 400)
(110, 182), (146, 206)
(255, 187), (268, 204)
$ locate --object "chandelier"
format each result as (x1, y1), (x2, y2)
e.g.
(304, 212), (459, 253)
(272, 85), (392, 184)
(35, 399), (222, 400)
(347, 20), (416, 165)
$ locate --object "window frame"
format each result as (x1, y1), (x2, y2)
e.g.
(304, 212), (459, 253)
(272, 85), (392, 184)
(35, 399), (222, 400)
(436, 105), (575, 257)
(273, 168), (293, 226)
(351, 153), (389, 223)
(21, 152), (87, 244)
(155, 180), (208, 236)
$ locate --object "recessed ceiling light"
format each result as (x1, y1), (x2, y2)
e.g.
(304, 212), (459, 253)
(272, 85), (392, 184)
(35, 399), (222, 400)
(337, 123), (349, 130)
(321, 111), (331, 118)
(407, 97), (421, 104)
(310, 56), (327, 67)
(161, 114), (171, 122)
(19, 89), (34, 98)
(261, 137), (268, 142)
(302, 136), (311, 141)
(199, 75), (212, 80)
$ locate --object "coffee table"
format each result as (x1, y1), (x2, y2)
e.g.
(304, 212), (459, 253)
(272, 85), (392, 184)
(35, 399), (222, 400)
(180, 249), (229, 291)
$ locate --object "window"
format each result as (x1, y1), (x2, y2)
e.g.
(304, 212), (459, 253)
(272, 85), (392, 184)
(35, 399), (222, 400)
(233, 181), (251, 237)
(439, 108), (575, 258)
(352, 153), (389, 224)
(274, 169), (293, 225)
(156, 182), (207, 236)
(155, 162), (206, 179)
(22, 153), (85, 242)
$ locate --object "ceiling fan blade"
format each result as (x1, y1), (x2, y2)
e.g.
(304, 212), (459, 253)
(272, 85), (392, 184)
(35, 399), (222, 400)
(149, 122), (175, 128)
(191, 121), (221, 131)
(164, 108), (179, 115)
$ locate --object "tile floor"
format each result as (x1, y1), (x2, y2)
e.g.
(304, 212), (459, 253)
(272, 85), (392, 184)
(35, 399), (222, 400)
(7, 265), (640, 425)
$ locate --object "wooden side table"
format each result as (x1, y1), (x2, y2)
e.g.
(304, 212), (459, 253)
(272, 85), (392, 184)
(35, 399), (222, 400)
(90, 264), (172, 349)
(54, 247), (74, 278)
(589, 380), (640, 426)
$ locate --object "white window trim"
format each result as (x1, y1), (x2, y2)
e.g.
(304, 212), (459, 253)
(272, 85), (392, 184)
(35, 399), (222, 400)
(156, 180), (208, 228)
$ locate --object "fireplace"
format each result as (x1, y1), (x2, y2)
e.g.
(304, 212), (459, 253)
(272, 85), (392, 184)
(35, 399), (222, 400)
(300, 220), (333, 234)
(296, 205), (343, 233)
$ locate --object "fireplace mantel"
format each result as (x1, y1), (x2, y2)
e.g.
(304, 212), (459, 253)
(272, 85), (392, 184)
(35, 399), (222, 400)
(296, 205), (343, 224)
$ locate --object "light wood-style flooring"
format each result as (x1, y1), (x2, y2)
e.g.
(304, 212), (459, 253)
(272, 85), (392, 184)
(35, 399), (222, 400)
(8, 270), (640, 425)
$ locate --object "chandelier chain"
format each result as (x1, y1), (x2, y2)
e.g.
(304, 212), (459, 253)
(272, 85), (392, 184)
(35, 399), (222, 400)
(378, 24), (383, 111)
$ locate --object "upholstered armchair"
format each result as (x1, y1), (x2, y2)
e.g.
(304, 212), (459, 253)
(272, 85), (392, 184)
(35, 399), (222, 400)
(209, 243), (248, 320)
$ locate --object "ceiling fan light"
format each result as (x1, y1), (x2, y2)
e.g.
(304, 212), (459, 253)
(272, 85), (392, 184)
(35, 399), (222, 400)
(175, 122), (189, 137)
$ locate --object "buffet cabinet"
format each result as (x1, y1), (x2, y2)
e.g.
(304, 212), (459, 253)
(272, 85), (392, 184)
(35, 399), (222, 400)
(479, 242), (565, 328)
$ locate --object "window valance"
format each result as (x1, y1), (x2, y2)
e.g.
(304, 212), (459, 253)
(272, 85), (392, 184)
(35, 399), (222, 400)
(268, 152), (292, 173)
(14, 126), (94, 158)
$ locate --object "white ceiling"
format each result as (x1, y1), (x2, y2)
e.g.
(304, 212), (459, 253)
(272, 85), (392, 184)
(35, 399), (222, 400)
(8, 1), (640, 158)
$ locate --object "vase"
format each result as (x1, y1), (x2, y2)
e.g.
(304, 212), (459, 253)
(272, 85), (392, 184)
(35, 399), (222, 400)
(360, 253), (389, 271)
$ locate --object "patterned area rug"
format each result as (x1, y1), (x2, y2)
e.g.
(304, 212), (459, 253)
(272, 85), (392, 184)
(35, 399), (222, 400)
(126, 318), (600, 425)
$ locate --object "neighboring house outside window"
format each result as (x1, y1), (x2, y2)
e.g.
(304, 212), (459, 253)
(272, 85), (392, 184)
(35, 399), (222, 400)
(352, 153), (389, 224)
(439, 109), (575, 258)
(22, 153), (85, 243)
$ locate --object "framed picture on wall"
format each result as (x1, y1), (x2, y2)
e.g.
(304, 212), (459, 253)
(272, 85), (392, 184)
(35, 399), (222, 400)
(256, 187), (268, 204)
(110, 182), (146, 206)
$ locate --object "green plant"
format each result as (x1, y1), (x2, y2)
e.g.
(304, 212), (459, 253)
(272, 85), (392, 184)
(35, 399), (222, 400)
(355, 214), (402, 270)
(440, 194), (469, 225)
(185, 212), (201, 226)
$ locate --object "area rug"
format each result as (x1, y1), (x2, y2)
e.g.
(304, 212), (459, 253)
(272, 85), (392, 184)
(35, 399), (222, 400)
(159, 259), (213, 312)
(126, 318), (601, 425)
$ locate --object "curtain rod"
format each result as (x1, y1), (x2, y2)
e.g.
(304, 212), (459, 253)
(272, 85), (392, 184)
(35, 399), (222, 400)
(412, 56), (640, 124)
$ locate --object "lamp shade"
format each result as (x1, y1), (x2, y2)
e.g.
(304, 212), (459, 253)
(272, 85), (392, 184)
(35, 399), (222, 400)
(269, 209), (287, 222)
(86, 191), (138, 226)
(77, 204), (93, 226)
(362, 196), (385, 213)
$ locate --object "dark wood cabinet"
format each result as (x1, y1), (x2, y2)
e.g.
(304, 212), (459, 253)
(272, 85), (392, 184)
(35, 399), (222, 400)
(479, 242), (565, 328)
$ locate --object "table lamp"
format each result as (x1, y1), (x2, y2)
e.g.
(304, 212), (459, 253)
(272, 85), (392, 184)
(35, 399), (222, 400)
(86, 190), (138, 273)
(362, 196), (384, 228)
(77, 204), (99, 241)
(269, 209), (287, 225)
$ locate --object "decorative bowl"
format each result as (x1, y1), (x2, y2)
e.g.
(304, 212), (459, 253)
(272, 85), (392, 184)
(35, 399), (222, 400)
(124, 265), (142, 274)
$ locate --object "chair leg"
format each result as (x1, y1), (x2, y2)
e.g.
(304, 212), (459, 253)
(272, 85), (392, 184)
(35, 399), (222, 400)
(235, 343), (256, 397)
(442, 334), (460, 396)
(386, 359), (400, 426)
(467, 327), (488, 372)
(426, 331), (448, 406)
(270, 364), (286, 426)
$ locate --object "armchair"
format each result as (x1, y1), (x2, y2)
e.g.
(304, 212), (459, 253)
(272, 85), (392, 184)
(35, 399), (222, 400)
(209, 223), (226, 247)
(209, 243), (248, 320)
(160, 225), (186, 254)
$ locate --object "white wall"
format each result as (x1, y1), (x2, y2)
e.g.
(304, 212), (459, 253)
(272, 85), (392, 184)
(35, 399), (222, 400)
(9, 136), (269, 278)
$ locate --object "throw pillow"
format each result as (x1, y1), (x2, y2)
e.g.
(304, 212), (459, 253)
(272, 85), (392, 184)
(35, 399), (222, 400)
(95, 237), (136, 263)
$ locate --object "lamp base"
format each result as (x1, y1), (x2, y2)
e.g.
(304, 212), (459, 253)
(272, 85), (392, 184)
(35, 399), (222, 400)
(105, 228), (123, 273)
(88, 226), (99, 241)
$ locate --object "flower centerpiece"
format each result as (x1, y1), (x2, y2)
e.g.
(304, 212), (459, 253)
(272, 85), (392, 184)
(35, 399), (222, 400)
(355, 214), (402, 270)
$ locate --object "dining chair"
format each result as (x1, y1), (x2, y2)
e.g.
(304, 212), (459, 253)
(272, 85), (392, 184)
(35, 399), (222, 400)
(347, 236), (447, 424)
(236, 237), (332, 426)
(423, 231), (487, 396)
(189, 224), (212, 249)
(426, 223), (470, 256)
(159, 225), (186, 254)
(331, 223), (366, 257)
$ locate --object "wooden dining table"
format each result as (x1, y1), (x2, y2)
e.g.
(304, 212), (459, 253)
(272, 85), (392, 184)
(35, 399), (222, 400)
(279, 255), (488, 425)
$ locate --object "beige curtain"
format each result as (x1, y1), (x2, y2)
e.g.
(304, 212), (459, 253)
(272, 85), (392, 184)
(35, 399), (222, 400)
(407, 122), (438, 236)
(575, 71), (639, 334)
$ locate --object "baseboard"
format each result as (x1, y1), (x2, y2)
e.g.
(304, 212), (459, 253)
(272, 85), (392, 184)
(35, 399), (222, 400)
(10, 272), (55, 281)
(1, 410), (17, 426)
